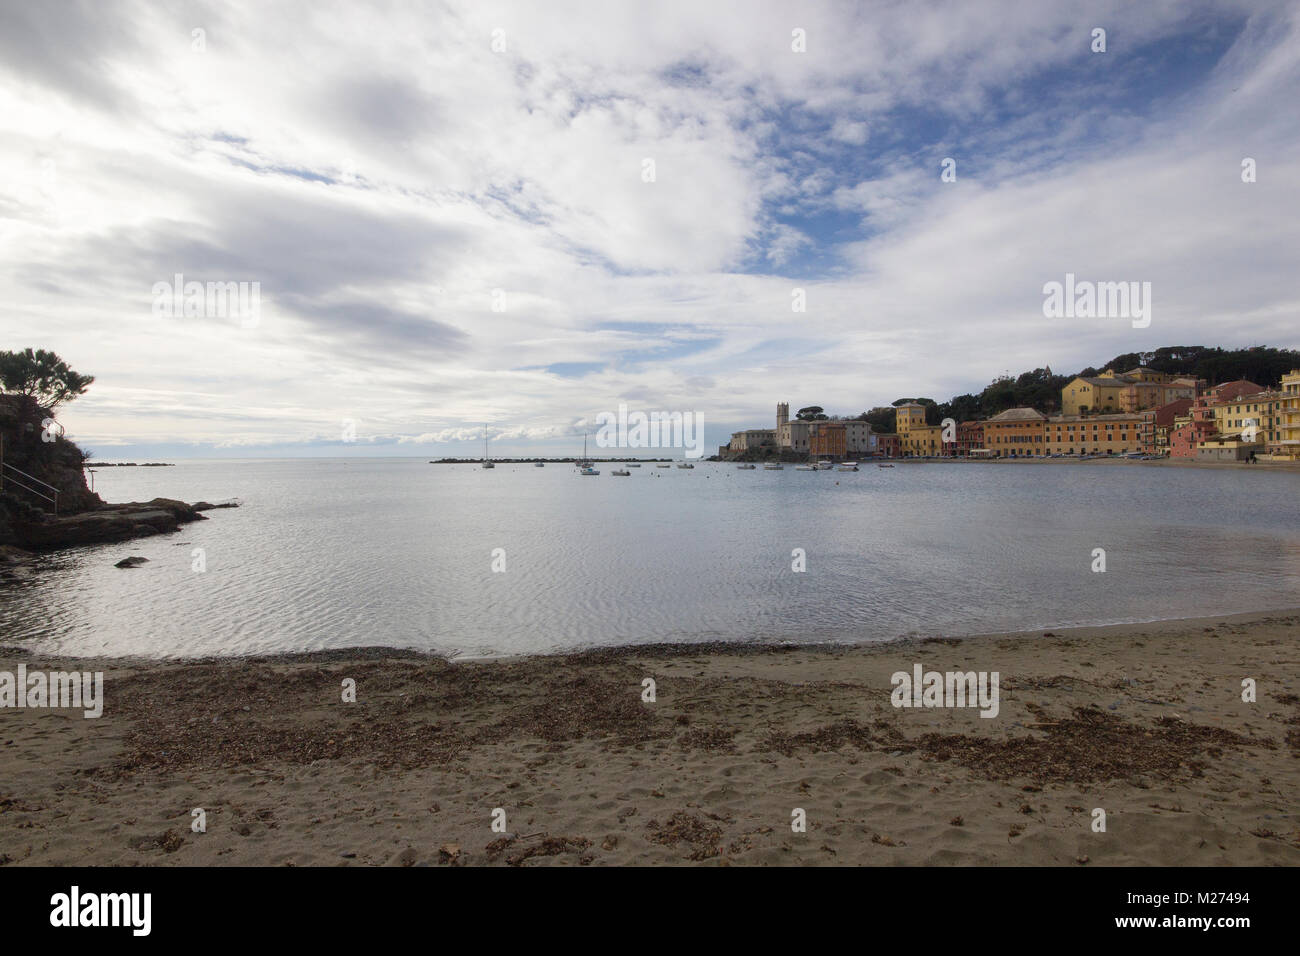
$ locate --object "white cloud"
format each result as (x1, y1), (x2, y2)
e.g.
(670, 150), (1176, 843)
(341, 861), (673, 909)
(0, 0), (1296, 456)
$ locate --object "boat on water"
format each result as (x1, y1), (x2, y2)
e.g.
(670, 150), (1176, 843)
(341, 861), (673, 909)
(627, 463), (641, 467)
(676, 462), (695, 469)
(481, 433), (494, 469)
(878, 462), (895, 468)
(611, 469), (630, 476)
(795, 464), (816, 471)
(577, 435), (599, 475)
(655, 463), (671, 468)
(816, 460), (834, 470)
(534, 461), (545, 467)
(837, 462), (859, 472)
(737, 463), (756, 470)
(763, 463), (784, 470)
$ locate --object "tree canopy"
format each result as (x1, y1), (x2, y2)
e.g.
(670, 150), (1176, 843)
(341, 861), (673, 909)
(0, 348), (95, 412)
(795, 405), (829, 420)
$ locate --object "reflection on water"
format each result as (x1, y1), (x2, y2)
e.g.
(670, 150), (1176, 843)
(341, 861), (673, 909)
(2, 458), (1298, 658)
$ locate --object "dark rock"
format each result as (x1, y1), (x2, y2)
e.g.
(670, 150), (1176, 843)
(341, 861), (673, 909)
(115, 556), (149, 568)
(14, 498), (214, 549)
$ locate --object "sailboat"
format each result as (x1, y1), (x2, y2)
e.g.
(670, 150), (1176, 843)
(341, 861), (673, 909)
(481, 431), (494, 469)
(578, 434), (599, 475)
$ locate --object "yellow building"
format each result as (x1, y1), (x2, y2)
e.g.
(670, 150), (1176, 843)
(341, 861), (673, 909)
(895, 402), (943, 457)
(1213, 389), (1283, 448)
(1061, 375), (1129, 416)
(1044, 413), (1142, 455)
(1268, 369), (1300, 460)
(982, 407), (1046, 456)
(1061, 367), (1197, 416)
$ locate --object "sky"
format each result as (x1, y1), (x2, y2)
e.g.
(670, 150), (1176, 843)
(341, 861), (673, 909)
(2, 0), (1298, 458)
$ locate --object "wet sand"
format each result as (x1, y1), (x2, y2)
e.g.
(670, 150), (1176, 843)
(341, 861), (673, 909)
(2, 608), (1298, 866)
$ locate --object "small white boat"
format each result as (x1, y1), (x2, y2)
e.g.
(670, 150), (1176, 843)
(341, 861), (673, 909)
(611, 469), (630, 476)
(676, 462), (694, 469)
(534, 461), (545, 467)
(481, 433), (494, 469)
(878, 463), (894, 469)
(737, 463), (756, 470)
(627, 463), (641, 467)
(837, 464), (858, 472)
(581, 466), (600, 475)
(816, 460), (834, 470)
(655, 463), (671, 468)
(795, 464), (816, 471)
(763, 463), (784, 470)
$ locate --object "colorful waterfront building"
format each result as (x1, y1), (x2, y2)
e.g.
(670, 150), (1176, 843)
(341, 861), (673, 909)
(943, 420), (984, 457)
(808, 421), (847, 459)
(982, 407), (1046, 457)
(1213, 388), (1284, 449)
(895, 402), (944, 457)
(1138, 398), (1194, 455)
(1044, 413), (1142, 455)
(1271, 369), (1300, 460)
(1170, 396), (1219, 457)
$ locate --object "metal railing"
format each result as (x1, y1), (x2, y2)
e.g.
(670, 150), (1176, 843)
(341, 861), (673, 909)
(0, 435), (61, 514)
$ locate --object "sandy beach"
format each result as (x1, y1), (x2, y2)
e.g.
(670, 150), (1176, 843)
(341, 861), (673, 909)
(2, 609), (1298, 866)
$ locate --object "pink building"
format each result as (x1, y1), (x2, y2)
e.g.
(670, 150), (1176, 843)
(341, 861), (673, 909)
(1171, 396), (1219, 457)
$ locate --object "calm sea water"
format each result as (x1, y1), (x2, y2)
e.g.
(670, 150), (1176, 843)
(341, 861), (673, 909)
(2, 458), (1298, 658)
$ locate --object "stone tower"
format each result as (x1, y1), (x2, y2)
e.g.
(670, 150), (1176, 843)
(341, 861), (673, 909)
(776, 402), (789, 430)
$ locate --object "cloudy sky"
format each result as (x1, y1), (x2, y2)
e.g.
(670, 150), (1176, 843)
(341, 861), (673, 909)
(2, 0), (1297, 458)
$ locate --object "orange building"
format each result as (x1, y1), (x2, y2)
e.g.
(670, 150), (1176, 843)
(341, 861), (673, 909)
(981, 408), (1046, 457)
(808, 421), (846, 459)
(1044, 413), (1142, 455)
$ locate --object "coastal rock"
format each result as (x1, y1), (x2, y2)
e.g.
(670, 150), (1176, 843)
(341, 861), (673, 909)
(12, 498), (216, 550)
(114, 556), (149, 568)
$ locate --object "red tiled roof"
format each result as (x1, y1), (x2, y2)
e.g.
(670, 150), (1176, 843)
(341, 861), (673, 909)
(1211, 380), (1264, 402)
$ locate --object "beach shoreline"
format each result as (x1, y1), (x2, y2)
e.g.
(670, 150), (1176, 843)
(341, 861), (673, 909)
(3, 608), (1298, 866)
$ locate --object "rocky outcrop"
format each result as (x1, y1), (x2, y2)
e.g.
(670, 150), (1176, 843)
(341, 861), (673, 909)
(2, 395), (238, 552)
(1, 394), (103, 543)
(11, 498), (218, 549)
